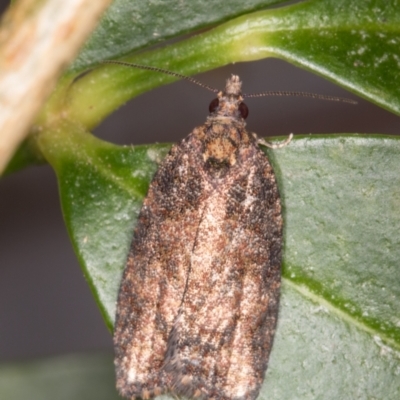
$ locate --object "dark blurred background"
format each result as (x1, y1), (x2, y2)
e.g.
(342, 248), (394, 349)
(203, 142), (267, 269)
(0, 1), (399, 363)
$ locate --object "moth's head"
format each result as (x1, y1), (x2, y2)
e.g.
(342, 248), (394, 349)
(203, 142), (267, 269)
(208, 75), (249, 120)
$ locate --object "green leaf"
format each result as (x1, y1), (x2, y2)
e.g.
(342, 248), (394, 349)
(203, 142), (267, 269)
(4, 0), (400, 397)
(66, 0), (400, 130)
(7, 0), (399, 172)
(0, 283), (398, 400)
(0, 353), (118, 400)
(278, 135), (400, 346)
(264, 281), (400, 399)
(70, 0), (285, 72)
(36, 126), (400, 397)
(36, 121), (170, 328)
(1, 137), (45, 176)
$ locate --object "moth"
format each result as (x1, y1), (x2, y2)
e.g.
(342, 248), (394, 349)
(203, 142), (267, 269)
(105, 61), (353, 400)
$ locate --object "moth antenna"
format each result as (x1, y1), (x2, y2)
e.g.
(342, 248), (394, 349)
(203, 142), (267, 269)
(101, 60), (219, 94)
(244, 90), (357, 104)
(102, 61), (356, 105)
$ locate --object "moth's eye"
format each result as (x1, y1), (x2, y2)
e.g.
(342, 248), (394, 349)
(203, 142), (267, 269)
(209, 98), (219, 113)
(239, 102), (249, 119)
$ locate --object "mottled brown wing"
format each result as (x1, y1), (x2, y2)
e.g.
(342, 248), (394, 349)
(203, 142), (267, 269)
(114, 72), (284, 400)
(165, 141), (282, 400)
(114, 134), (207, 398)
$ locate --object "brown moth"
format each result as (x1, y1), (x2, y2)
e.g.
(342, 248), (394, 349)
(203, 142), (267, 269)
(112, 70), (292, 400)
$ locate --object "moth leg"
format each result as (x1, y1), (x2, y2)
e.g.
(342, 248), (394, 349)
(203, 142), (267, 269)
(256, 132), (293, 149)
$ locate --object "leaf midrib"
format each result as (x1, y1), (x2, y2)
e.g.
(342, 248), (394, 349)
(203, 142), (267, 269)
(284, 278), (400, 352)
